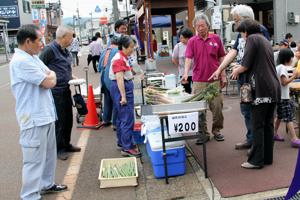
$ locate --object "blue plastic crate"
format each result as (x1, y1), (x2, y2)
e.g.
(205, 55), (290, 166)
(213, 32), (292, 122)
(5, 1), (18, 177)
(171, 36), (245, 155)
(132, 130), (145, 144)
(146, 141), (186, 178)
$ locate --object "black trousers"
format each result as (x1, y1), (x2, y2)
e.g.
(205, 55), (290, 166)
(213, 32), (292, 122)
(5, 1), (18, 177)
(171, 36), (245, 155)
(92, 55), (100, 73)
(248, 102), (276, 166)
(180, 76), (192, 94)
(52, 88), (73, 152)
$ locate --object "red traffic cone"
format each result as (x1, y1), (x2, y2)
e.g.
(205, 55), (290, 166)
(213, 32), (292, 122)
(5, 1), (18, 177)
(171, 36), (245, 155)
(78, 84), (100, 129)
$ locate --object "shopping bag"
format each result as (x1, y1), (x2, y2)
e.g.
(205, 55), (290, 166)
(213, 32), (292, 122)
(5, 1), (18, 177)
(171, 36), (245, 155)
(240, 83), (253, 104)
(73, 93), (88, 115)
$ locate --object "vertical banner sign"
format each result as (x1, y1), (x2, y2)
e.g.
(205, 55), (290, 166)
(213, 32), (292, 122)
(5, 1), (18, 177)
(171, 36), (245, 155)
(39, 9), (47, 35)
(32, 9), (39, 25)
(212, 6), (222, 30)
(168, 112), (198, 135)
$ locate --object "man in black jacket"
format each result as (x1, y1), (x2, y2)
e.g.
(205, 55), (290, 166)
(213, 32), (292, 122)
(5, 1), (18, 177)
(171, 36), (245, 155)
(40, 26), (81, 160)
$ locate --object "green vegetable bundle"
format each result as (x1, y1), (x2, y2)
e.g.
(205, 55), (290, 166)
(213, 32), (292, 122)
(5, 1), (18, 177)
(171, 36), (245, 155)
(102, 161), (136, 178)
(145, 87), (173, 105)
(182, 82), (219, 102)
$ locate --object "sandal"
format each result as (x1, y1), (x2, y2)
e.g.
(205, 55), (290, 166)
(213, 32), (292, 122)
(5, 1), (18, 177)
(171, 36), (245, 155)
(213, 133), (225, 142)
(274, 134), (285, 142)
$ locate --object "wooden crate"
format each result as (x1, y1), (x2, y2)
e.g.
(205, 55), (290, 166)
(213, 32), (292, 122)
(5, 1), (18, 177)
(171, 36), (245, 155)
(98, 157), (138, 188)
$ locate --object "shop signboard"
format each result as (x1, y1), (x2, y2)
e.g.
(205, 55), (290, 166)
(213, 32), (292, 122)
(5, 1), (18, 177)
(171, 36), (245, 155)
(32, 0), (45, 9)
(0, 0), (20, 29)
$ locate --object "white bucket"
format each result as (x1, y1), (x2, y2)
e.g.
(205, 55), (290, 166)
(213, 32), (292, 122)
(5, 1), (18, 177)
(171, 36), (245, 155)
(164, 74), (176, 89)
(145, 59), (157, 71)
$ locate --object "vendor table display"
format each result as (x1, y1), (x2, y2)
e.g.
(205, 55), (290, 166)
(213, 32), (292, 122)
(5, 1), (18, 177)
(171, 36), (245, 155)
(141, 101), (209, 183)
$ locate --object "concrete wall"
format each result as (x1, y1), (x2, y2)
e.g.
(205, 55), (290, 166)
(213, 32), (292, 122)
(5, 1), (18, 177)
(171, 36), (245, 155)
(274, 0), (300, 43)
(18, 0), (32, 25)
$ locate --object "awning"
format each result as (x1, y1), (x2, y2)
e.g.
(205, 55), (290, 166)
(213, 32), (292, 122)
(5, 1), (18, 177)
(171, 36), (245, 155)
(151, 16), (183, 28)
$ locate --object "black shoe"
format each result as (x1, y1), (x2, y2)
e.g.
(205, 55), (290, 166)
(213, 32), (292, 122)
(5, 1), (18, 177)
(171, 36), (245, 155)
(66, 144), (81, 152)
(235, 141), (252, 150)
(116, 144), (122, 150)
(101, 122), (112, 127)
(196, 135), (210, 145)
(57, 151), (68, 160)
(213, 133), (225, 142)
(41, 184), (68, 195)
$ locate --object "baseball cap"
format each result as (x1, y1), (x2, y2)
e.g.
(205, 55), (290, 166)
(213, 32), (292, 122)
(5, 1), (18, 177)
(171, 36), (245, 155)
(279, 39), (289, 46)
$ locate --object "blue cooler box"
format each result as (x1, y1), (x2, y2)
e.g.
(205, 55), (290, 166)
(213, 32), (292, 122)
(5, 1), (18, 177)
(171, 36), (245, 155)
(146, 133), (186, 178)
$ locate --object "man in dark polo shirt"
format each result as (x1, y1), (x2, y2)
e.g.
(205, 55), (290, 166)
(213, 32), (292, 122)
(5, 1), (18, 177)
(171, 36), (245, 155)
(40, 26), (81, 160)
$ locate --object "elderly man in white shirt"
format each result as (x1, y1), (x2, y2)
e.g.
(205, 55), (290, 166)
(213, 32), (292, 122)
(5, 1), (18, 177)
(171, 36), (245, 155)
(9, 24), (67, 200)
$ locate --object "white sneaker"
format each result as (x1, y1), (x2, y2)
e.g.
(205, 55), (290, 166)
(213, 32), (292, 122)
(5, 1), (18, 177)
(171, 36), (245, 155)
(241, 162), (263, 169)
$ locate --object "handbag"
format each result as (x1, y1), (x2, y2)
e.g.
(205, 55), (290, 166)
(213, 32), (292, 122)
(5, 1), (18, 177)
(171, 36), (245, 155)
(73, 85), (88, 115)
(240, 75), (253, 104)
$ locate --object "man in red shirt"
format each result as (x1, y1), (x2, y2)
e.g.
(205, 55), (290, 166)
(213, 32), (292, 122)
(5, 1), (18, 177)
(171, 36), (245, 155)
(183, 13), (226, 143)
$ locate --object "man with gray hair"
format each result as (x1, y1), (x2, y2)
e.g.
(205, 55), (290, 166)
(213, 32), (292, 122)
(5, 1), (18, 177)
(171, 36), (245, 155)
(210, 5), (270, 150)
(183, 13), (226, 144)
(40, 26), (81, 160)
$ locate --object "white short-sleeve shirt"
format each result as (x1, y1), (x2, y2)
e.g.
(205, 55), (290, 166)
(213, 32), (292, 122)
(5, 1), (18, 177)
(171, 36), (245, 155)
(276, 64), (290, 99)
(10, 48), (56, 131)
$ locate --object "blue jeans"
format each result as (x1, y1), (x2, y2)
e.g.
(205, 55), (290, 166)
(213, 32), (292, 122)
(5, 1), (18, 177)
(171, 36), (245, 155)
(101, 73), (116, 126)
(238, 81), (253, 144)
(102, 84), (117, 125)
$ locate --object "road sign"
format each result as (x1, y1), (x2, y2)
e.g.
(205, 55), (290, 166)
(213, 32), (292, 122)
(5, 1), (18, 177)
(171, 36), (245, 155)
(95, 5), (101, 13)
(99, 17), (108, 25)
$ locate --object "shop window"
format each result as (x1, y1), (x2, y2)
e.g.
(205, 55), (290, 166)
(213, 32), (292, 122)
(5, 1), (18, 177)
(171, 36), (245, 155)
(22, 0), (31, 14)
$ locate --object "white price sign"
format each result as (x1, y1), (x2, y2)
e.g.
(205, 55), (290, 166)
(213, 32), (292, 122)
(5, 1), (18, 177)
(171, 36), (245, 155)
(168, 112), (198, 135)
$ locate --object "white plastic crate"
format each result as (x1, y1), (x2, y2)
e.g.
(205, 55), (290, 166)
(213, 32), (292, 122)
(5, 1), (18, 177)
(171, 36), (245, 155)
(98, 157), (138, 188)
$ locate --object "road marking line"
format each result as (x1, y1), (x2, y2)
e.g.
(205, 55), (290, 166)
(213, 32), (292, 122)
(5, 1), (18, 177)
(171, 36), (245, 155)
(55, 129), (91, 200)
(0, 82), (10, 89)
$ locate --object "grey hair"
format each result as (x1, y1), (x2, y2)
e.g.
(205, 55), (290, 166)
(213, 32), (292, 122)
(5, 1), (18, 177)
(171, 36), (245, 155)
(56, 26), (73, 38)
(230, 5), (254, 20)
(193, 13), (210, 28)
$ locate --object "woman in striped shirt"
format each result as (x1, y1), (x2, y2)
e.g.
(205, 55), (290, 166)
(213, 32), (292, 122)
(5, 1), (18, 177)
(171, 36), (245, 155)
(109, 35), (141, 157)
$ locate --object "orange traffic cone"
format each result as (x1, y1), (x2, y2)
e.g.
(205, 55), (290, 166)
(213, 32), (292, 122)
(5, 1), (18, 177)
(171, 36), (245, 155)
(78, 84), (100, 129)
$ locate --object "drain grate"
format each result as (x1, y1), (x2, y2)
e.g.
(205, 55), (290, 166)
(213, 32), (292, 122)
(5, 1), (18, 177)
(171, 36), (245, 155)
(265, 193), (300, 200)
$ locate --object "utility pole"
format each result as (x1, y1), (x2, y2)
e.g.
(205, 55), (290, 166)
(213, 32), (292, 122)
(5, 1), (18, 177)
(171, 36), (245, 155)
(89, 12), (93, 38)
(76, 7), (82, 46)
(58, 0), (62, 25)
(125, 0), (129, 22)
(73, 15), (76, 31)
(112, 0), (119, 21)
(215, 0), (223, 42)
